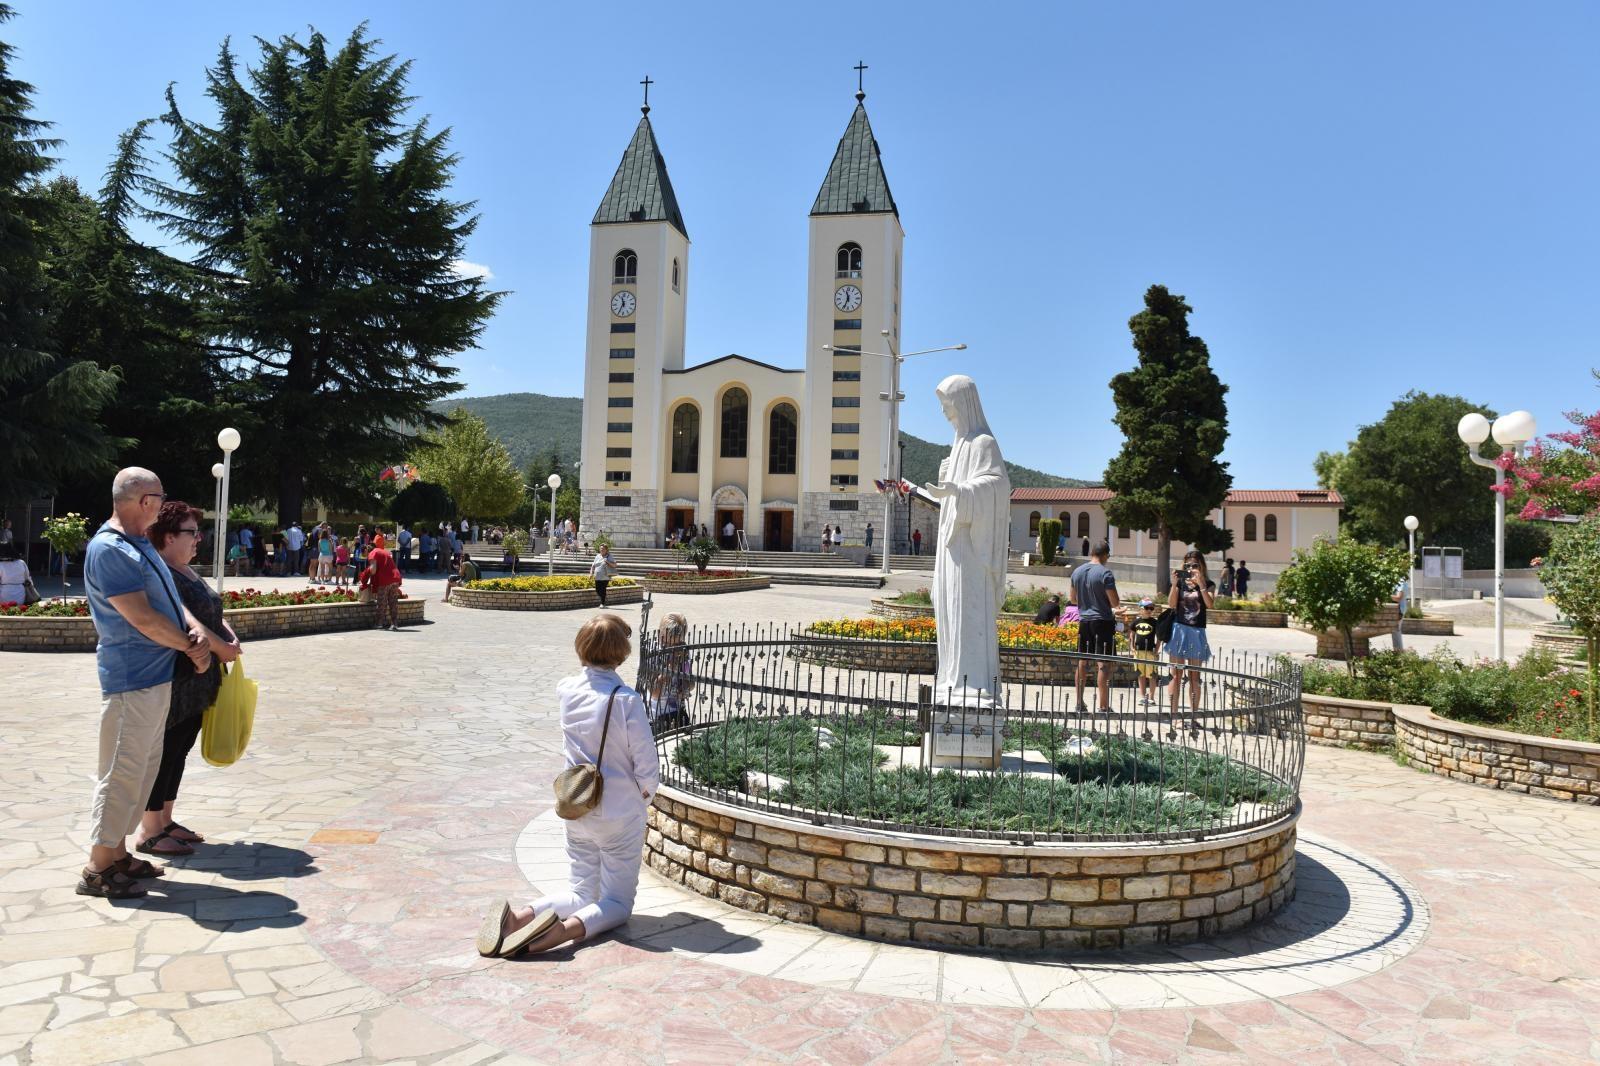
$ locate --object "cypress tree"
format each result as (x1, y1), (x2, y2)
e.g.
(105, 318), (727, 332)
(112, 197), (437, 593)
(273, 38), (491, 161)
(0, 4), (122, 503)
(1102, 285), (1233, 595)
(140, 27), (501, 522)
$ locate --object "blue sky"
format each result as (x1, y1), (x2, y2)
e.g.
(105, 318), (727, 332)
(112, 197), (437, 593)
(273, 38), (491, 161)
(14, 2), (1597, 487)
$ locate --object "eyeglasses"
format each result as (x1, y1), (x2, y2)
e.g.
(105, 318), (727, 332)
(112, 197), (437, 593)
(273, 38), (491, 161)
(177, 528), (202, 540)
(139, 492), (168, 505)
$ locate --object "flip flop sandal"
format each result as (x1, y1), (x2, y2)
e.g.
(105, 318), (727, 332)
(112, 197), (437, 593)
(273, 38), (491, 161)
(116, 854), (167, 878)
(164, 822), (205, 843)
(135, 831), (194, 858)
(77, 865), (148, 899)
(498, 908), (559, 958)
(476, 900), (511, 958)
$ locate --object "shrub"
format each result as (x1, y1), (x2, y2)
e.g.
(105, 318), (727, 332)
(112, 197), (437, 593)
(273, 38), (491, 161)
(466, 575), (638, 593)
(675, 536), (719, 572)
(1213, 595), (1283, 613)
(1540, 515), (1600, 731)
(807, 617), (1126, 653)
(891, 587), (933, 607)
(1275, 538), (1410, 672)
(1038, 518), (1062, 565)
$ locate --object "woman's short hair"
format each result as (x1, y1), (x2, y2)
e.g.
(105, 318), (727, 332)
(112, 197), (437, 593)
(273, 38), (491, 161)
(0, 541), (19, 561)
(576, 612), (632, 669)
(658, 612), (688, 640)
(148, 501), (203, 549)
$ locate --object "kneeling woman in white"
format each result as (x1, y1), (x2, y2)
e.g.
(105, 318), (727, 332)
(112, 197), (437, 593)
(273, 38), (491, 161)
(478, 612), (660, 957)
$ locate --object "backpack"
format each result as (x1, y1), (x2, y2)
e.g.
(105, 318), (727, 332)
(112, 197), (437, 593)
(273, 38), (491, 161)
(1154, 607), (1176, 645)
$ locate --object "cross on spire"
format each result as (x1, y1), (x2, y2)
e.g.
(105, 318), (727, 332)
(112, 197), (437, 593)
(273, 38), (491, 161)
(640, 74), (653, 115)
(854, 61), (868, 102)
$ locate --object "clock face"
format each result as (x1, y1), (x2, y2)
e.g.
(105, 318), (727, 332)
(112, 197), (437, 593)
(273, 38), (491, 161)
(611, 291), (636, 317)
(834, 285), (863, 313)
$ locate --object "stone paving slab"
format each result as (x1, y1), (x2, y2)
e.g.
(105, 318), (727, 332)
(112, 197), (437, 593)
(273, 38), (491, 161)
(1, 582), (1596, 1063)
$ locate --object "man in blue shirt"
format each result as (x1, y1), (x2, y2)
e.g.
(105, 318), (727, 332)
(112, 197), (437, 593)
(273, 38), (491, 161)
(1068, 540), (1122, 712)
(79, 468), (210, 899)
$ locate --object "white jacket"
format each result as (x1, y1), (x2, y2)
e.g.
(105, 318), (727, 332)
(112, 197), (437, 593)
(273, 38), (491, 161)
(557, 668), (660, 821)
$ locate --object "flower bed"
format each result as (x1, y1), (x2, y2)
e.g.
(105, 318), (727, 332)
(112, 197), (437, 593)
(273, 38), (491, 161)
(639, 572), (770, 595)
(0, 594), (423, 652)
(465, 575), (638, 593)
(796, 619), (1135, 684)
(809, 617), (1127, 654)
(0, 587), (364, 618)
(452, 575), (642, 612)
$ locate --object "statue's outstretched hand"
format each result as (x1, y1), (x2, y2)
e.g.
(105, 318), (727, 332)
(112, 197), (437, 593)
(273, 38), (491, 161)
(923, 481), (955, 499)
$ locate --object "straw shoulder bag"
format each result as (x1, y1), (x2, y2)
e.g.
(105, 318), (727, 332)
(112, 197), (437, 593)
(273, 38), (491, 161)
(553, 686), (621, 820)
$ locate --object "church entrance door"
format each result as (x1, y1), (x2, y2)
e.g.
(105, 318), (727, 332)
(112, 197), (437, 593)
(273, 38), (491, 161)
(765, 511), (793, 552)
(666, 508), (695, 543)
(715, 509), (743, 550)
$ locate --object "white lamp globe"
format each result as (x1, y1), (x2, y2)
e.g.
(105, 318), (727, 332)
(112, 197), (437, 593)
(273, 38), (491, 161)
(1491, 410), (1537, 447)
(547, 473), (562, 490)
(211, 463), (225, 480)
(1404, 515), (1419, 532)
(217, 427), (241, 452)
(1456, 412), (1491, 446)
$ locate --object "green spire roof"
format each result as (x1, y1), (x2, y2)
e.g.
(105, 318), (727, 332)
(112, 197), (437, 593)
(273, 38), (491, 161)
(593, 114), (687, 237)
(811, 102), (898, 217)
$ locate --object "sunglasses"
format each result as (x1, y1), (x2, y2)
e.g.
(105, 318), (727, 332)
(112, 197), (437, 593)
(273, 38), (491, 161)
(139, 492), (168, 505)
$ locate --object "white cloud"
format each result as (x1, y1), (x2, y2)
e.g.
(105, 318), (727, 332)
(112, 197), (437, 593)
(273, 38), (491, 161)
(450, 259), (494, 281)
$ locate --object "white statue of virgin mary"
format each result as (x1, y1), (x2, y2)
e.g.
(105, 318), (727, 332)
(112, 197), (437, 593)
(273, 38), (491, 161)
(923, 374), (1011, 706)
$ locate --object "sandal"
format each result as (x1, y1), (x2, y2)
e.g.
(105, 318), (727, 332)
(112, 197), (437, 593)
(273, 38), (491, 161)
(164, 822), (205, 844)
(135, 831), (193, 858)
(476, 900), (511, 957)
(77, 865), (148, 899)
(498, 908), (559, 957)
(116, 855), (167, 878)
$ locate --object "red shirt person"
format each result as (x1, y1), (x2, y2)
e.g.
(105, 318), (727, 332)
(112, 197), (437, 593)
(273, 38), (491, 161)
(361, 546), (404, 629)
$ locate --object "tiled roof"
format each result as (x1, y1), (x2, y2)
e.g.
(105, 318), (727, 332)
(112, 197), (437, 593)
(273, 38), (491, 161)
(811, 103), (898, 217)
(1010, 488), (1343, 507)
(592, 115), (687, 237)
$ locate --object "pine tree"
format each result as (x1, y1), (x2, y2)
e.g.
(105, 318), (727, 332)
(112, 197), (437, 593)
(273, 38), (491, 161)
(139, 27), (501, 522)
(0, 4), (121, 503)
(1102, 285), (1233, 595)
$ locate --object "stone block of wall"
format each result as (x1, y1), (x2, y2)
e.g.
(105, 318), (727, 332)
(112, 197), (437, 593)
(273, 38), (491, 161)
(644, 786), (1298, 953)
(1301, 694), (1395, 750)
(580, 489), (660, 549)
(1393, 704), (1600, 805)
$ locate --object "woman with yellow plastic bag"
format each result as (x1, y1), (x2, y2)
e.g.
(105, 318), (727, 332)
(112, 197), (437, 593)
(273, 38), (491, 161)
(202, 657), (258, 767)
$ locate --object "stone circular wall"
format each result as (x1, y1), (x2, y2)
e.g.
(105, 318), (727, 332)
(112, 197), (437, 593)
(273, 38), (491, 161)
(869, 599), (1031, 623)
(645, 786), (1298, 953)
(0, 598), (426, 652)
(1302, 694), (1396, 750)
(1393, 703), (1600, 804)
(451, 583), (644, 611)
(639, 575), (771, 595)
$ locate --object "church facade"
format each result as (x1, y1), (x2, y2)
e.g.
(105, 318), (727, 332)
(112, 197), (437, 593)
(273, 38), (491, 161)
(577, 91), (904, 551)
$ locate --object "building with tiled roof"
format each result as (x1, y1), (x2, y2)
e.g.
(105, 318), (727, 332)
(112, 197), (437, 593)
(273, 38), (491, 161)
(1010, 488), (1343, 564)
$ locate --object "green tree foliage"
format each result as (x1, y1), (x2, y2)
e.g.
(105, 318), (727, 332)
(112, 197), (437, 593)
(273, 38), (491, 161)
(1540, 515), (1600, 730)
(0, 6), (122, 502)
(1037, 517), (1062, 565)
(411, 409), (523, 520)
(387, 480), (454, 528)
(136, 27), (501, 522)
(1102, 286), (1232, 594)
(1274, 538), (1411, 673)
(1323, 392), (1510, 565)
(521, 452), (579, 530)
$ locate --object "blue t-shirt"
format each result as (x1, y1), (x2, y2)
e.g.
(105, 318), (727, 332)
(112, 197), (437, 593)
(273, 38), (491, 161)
(1070, 561), (1118, 622)
(84, 524), (184, 696)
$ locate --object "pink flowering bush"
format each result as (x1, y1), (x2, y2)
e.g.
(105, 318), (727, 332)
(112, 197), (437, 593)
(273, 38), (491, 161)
(1501, 372), (1600, 519)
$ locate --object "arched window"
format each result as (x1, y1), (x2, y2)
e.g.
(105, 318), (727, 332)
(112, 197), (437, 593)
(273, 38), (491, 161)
(836, 242), (863, 278)
(1244, 514), (1257, 542)
(720, 389), (748, 458)
(768, 403), (797, 475)
(671, 405), (699, 474)
(1077, 512), (1091, 539)
(613, 250), (637, 282)
(1264, 514), (1278, 542)
(671, 258), (680, 291)
(1028, 511), (1041, 536)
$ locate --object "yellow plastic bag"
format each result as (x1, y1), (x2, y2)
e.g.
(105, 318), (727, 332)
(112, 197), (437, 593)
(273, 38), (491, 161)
(201, 657), (258, 767)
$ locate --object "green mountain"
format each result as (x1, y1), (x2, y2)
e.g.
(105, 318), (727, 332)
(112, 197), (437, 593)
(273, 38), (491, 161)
(434, 392), (1095, 488)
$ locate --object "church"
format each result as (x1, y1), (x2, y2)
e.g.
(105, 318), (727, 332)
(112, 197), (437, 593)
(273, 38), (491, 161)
(577, 81), (910, 551)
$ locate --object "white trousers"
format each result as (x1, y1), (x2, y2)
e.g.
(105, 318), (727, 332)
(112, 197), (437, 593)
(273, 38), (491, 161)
(90, 683), (170, 848)
(536, 811), (647, 940)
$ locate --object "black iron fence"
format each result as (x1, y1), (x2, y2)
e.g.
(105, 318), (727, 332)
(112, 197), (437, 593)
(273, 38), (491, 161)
(636, 622), (1304, 844)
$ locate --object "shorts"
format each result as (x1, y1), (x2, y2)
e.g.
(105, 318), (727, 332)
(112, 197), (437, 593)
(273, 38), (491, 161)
(1077, 617), (1117, 655)
(1133, 648), (1158, 678)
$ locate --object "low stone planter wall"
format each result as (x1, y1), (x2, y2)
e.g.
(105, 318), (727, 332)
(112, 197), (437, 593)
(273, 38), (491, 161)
(451, 584), (644, 611)
(0, 598), (426, 652)
(1302, 694), (1395, 749)
(1399, 617), (1455, 636)
(639, 575), (771, 595)
(1393, 704), (1600, 804)
(1209, 610), (1288, 628)
(1532, 624), (1585, 659)
(868, 599), (1032, 624)
(792, 639), (1140, 686)
(645, 787), (1298, 952)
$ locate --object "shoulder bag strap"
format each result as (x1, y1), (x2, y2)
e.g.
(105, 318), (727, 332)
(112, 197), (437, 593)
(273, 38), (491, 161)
(108, 529), (187, 624)
(595, 685), (622, 764)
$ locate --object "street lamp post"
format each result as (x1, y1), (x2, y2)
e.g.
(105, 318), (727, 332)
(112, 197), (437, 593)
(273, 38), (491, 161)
(1403, 514), (1419, 601)
(822, 334), (966, 575)
(1457, 410), (1537, 663)
(210, 463), (225, 581)
(547, 473), (562, 577)
(214, 428), (241, 595)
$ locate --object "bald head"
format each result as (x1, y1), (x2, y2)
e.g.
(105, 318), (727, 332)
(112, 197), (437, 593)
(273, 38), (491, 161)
(112, 467), (161, 502)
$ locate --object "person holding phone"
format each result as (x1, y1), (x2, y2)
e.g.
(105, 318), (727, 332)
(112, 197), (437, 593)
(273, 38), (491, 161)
(1166, 549), (1216, 715)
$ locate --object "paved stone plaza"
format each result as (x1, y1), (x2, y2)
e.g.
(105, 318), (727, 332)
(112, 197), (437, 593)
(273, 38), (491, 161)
(3, 578), (1595, 1064)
